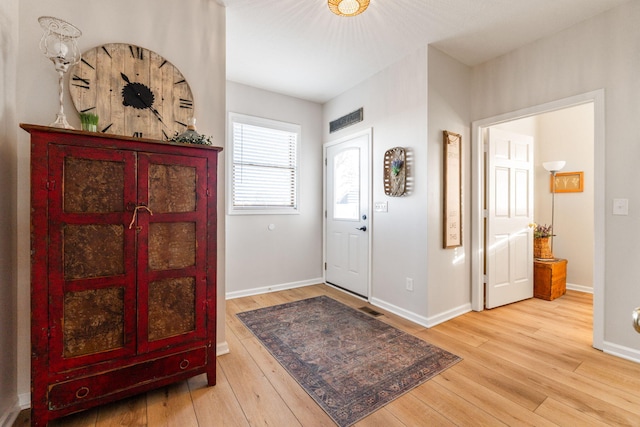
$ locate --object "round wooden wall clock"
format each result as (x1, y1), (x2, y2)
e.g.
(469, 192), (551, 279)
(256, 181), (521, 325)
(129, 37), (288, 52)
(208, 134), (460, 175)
(69, 43), (194, 140)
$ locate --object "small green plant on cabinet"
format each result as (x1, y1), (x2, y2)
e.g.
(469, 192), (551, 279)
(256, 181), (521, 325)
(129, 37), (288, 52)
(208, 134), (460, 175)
(168, 119), (214, 146)
(168, 131), (214, 146)
(79, 113), (99, 132)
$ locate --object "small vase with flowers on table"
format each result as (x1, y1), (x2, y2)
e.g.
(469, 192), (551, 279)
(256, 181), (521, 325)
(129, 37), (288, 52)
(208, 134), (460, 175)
(530, 223), (567, 301)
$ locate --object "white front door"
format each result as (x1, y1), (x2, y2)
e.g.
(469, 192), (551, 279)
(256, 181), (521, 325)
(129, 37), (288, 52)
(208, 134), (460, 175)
(324, 130), (371, 298)
(486, 128), (534, 309)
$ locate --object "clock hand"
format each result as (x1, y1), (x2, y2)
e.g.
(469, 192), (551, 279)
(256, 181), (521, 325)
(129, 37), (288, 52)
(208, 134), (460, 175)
(142, 101), (165, 124)
(120, 73), (166, 125)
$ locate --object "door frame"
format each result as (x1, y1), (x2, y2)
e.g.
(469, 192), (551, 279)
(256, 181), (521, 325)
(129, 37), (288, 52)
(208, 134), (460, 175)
(323, 128), (373, 299)
(471, 90), (605, 350)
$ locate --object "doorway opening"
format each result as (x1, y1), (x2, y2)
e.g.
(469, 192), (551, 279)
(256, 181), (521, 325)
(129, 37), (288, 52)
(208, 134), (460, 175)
(471, 90), (605, 350)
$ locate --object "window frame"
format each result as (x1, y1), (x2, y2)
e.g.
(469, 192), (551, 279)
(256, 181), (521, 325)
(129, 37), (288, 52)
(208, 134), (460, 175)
(227, 112), (301, 215)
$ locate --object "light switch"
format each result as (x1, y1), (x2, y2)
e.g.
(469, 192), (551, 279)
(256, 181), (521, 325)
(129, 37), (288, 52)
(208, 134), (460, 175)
(374, 201), (388, 212)
(613, 198), (629, 215)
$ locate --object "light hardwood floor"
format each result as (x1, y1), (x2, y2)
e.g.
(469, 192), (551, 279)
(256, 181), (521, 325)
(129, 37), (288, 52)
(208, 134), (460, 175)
(14, 284), (640, 426)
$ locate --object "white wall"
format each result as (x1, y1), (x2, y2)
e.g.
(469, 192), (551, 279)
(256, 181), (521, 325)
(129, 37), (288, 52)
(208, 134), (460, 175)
(5, 2), (638, 421)
(493, 104), (595, 291)
(323, 47), (430, 323)
(225, 82), (324, 297)
(472, 1), (640, 355)
(323, 46), (472, 325)
(536, 104), (594, 290)
(426, 47), (472, 322)
(13, 0), (226, 406)
(0, 0), (19, 424)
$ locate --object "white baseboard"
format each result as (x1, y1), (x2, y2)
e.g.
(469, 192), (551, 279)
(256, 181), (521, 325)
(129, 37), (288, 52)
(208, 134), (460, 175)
(426, 303), (473, 327)
(566, 282), (593, 293)
(216, 341), (230, 356)
(0, 397), (20, 427)
(225, 278), (324, 300)
(369, 297), (471, 328)
(602, 340), (640, 364)
(232, 280), (471, 329)
(18, 393), (29, 410)
(369, 297), (430, 327)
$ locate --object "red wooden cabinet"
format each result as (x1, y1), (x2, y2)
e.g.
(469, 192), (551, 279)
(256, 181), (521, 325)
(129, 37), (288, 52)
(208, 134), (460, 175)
(22, 124), (221, 426)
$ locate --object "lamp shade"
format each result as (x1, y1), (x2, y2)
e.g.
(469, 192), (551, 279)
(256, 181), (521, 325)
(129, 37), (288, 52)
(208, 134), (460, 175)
(542, 161), (566, 173)
(38, 16), (81, 64)
(328, 0), (370, 17)
(37, 16), (82, 129)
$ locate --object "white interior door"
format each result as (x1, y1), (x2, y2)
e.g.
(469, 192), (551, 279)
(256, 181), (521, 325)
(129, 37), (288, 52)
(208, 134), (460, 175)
(324, 130), (371, 298)
(486, 128), (534, 308)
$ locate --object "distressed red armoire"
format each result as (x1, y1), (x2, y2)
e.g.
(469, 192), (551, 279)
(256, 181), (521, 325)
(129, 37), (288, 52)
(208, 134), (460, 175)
(22, 124), (220, 426)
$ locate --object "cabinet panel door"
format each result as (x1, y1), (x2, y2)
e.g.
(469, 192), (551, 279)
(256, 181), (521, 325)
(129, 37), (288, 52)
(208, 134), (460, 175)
(48, 144), (137, 371)
(136, 153), (209, 352)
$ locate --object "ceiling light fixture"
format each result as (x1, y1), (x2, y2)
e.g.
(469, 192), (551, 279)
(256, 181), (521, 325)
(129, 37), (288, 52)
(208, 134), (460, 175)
(328, 0), (370, 17)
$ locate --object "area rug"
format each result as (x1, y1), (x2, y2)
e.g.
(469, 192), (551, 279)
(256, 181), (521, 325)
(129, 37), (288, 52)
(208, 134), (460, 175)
(236, 295), (461, 426)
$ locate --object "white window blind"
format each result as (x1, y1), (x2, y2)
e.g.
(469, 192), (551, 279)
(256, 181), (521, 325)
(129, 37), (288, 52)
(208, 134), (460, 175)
(229, 113), (300, 214)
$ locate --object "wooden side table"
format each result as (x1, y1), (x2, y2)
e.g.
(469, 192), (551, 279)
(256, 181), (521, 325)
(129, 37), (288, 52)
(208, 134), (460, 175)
(534, 258), (568, 300)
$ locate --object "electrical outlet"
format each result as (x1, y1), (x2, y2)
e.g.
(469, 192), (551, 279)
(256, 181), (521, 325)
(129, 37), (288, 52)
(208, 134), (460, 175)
(406, 277), (414, 292)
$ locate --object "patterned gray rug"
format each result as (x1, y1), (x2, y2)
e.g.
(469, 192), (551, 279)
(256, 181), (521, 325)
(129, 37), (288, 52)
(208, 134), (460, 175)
(236, 295), (461, 426)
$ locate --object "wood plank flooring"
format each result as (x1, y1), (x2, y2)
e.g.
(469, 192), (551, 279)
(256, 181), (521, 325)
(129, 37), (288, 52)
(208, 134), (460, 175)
(14, 284), (640, 426)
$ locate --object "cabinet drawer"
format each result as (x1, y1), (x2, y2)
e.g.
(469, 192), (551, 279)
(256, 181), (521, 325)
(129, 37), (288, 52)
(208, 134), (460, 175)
(48, 347), (206, 410)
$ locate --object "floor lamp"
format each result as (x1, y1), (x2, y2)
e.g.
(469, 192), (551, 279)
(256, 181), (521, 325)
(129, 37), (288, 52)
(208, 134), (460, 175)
(542, 161), (566, 255)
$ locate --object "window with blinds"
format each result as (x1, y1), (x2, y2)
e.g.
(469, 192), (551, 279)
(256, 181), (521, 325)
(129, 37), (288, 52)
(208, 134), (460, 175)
(229, 113), (300, 214)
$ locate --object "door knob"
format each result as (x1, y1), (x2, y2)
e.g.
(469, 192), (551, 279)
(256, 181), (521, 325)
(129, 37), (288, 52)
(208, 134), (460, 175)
(633, 307), (640, 333)
(356, 226), (367, 231)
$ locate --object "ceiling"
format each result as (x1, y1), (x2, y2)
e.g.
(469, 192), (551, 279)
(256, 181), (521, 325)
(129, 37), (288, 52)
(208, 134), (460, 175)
(221, 0), (629, 104)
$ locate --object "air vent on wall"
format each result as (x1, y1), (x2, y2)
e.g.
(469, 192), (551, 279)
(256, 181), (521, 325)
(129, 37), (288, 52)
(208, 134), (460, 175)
(330, 108), (363, 133)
